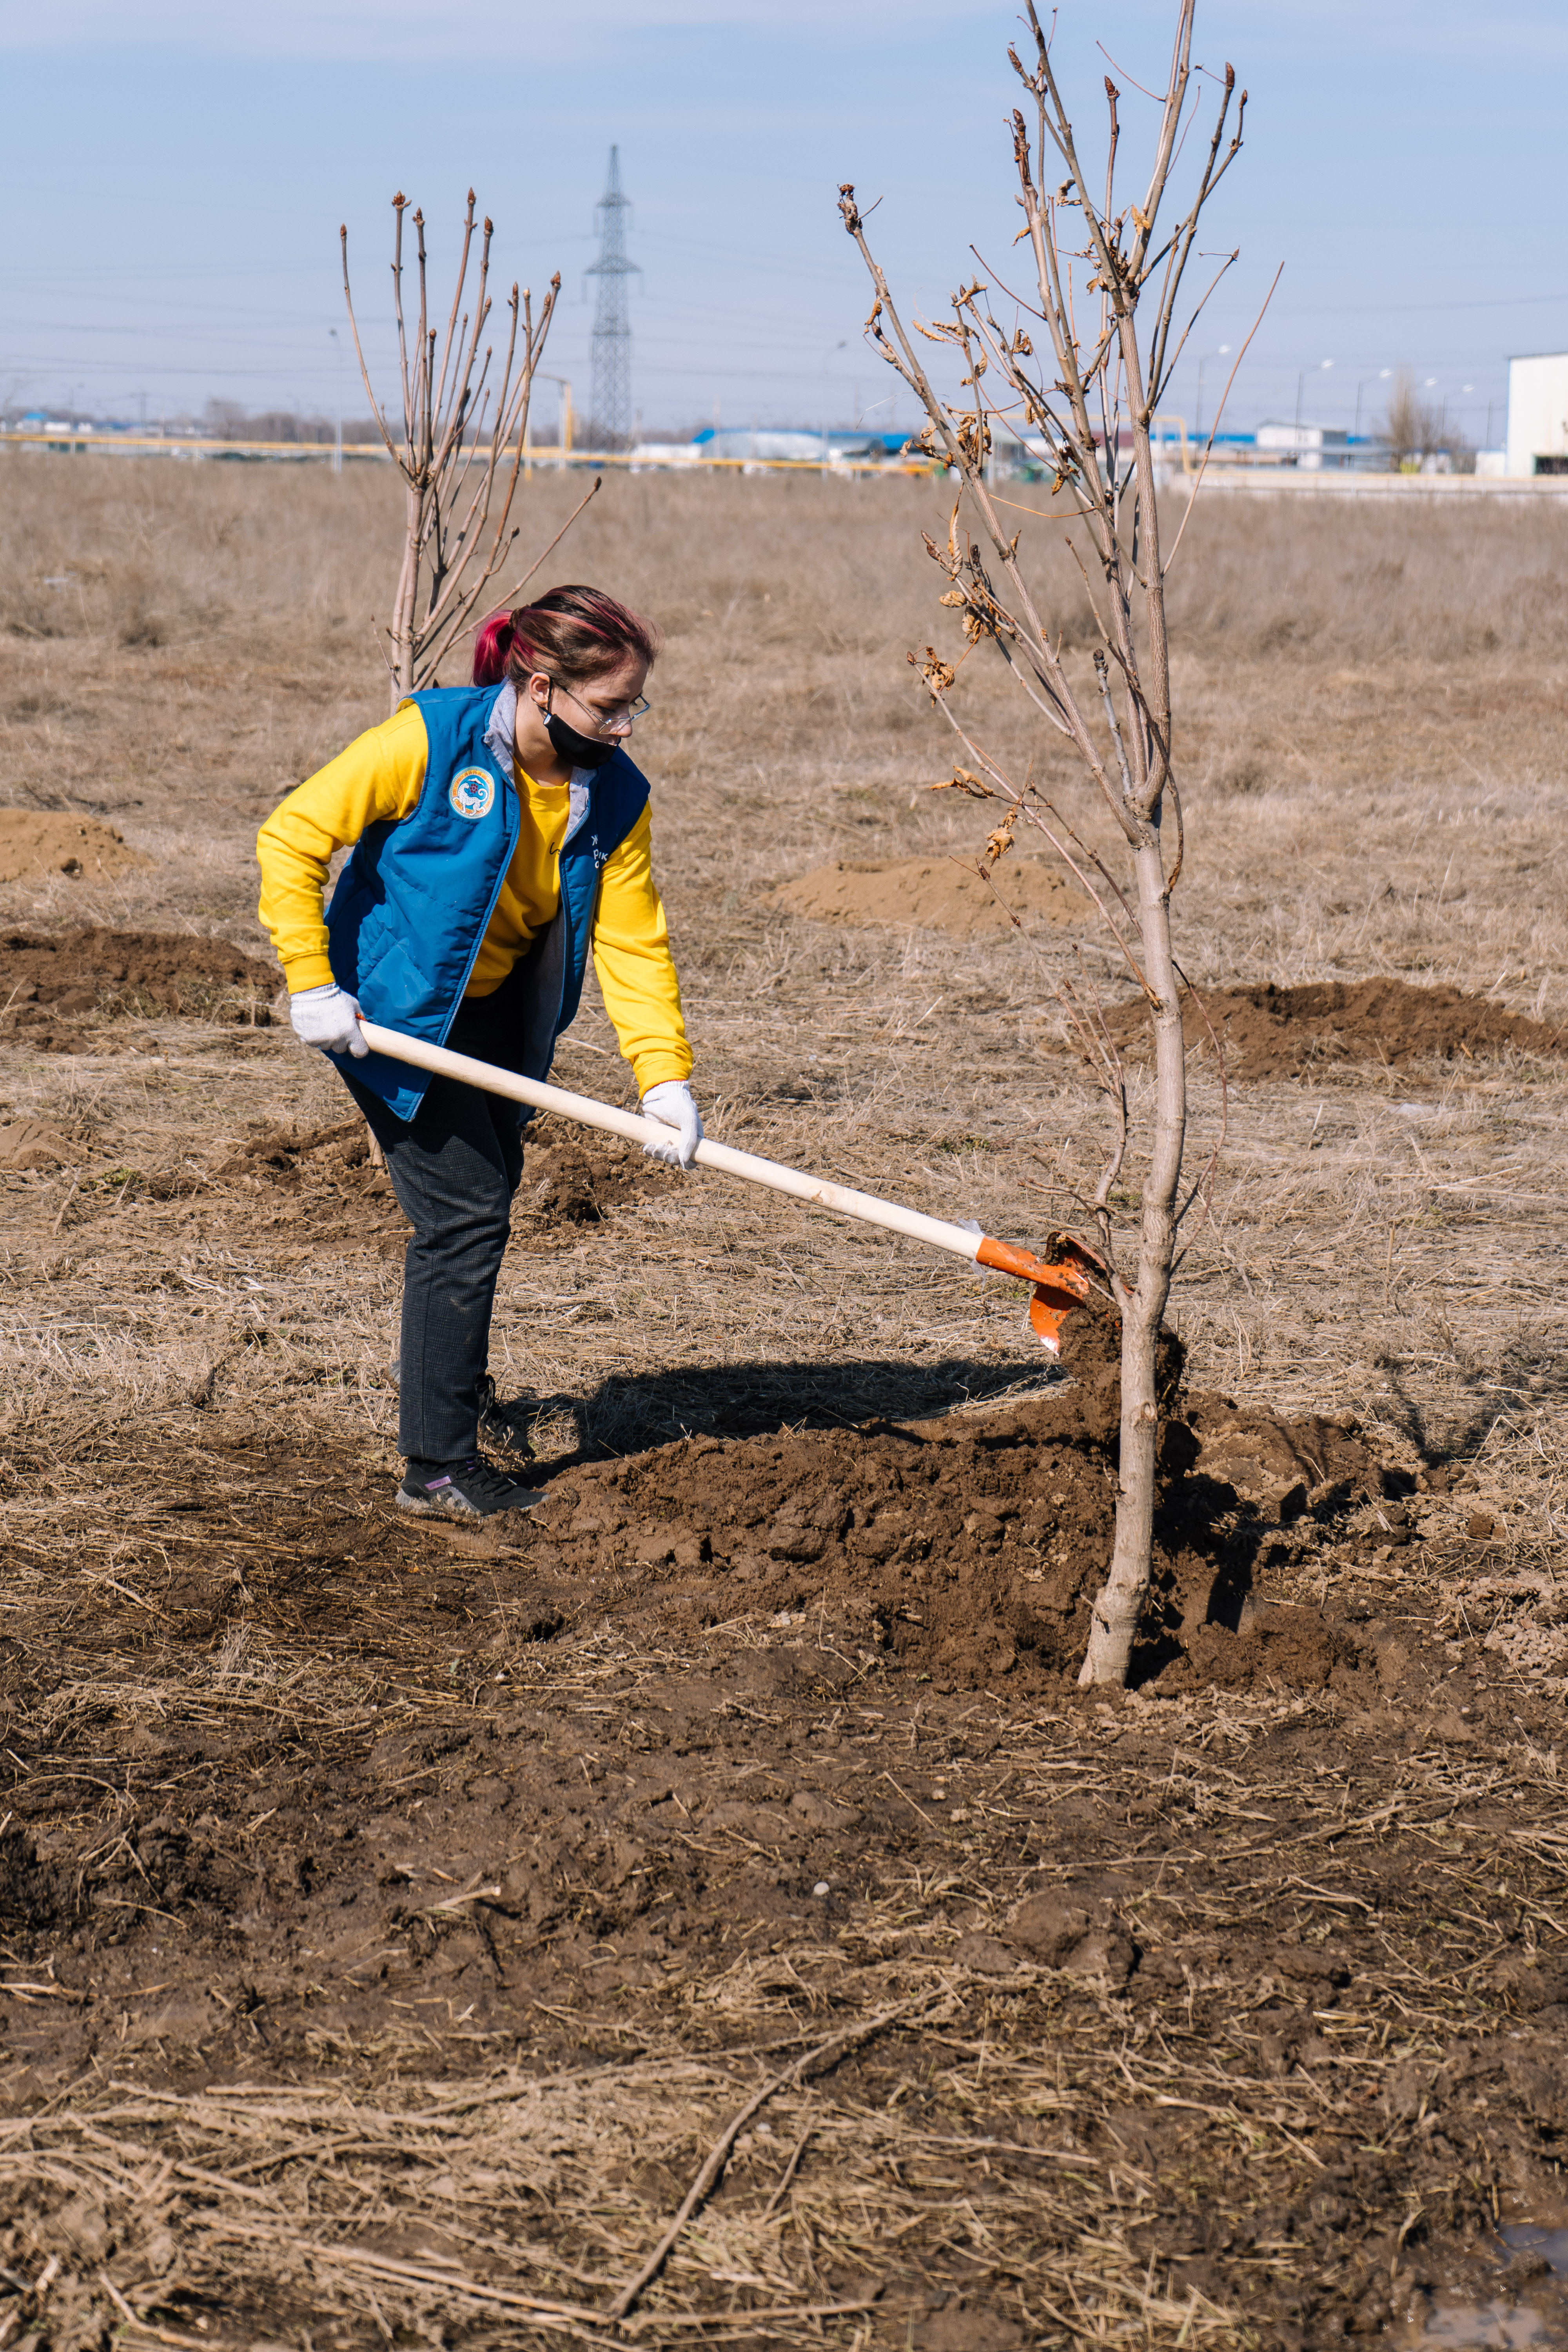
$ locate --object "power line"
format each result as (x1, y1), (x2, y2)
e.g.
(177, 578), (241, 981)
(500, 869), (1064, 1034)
(1270, 287), (1568, 318)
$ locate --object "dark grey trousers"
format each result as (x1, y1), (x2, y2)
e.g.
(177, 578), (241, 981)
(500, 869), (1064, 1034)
(344, 931), (560, 1465)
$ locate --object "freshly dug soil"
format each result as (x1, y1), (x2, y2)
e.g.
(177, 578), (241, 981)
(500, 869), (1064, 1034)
(198, 1109), (673, 1254)
(1097, 976), (1566, 1082)
(1, 1323), (1391, 1713)
(203, 1116), (405, 1253)
(0, 1390), (1560, 2352)
(0, 807), (150, 884)
(0, 1342), (1546, 2350)
(772, 852), (1093, 938)
(521, 1112), (678, 1223)
(0, 924), (279, 1038)
(515, 1313), (1388, 1697)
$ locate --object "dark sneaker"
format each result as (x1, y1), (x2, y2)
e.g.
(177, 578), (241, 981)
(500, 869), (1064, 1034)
(477, 1373), (536, 1461)
(397, 1457), (546, 1521)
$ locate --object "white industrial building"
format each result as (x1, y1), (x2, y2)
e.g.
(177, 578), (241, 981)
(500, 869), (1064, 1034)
(1505, 352), (1568, 477)
(1254, 422), (1358, 470)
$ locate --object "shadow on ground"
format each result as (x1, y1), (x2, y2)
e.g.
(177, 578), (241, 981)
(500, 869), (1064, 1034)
(520, 1352), (1057, 1459)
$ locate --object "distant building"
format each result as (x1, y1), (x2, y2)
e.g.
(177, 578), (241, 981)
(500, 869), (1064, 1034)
(690, 427), (892, 465)
(1255, 422), (1365, 471)
(1504, 353), (1568, 476)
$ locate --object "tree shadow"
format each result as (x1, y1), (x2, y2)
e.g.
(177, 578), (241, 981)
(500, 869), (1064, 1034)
(505, 1352), (1060, 1464)
(1378, 1319), (1568, 1474)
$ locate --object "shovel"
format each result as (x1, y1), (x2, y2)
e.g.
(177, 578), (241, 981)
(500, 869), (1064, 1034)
(356, 1020), (1105, 1352)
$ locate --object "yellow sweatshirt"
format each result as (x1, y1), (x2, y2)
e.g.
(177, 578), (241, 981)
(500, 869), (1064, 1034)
(256, 702), (691, 1093)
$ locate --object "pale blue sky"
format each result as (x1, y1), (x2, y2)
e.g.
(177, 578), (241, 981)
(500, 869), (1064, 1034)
(1, 0), (1563, 444)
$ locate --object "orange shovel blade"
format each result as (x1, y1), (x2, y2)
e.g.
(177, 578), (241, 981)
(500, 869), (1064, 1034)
(974, 1231), (1106, 1355)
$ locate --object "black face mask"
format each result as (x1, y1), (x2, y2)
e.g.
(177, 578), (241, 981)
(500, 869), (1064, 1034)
(545, 708), (621, 771)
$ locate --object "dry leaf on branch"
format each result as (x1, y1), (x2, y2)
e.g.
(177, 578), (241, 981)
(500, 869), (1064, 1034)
(985, 810), (1020, 863)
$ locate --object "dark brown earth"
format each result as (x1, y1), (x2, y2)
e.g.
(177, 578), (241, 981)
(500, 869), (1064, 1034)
(2, 1361), (1565, 2348)
(521, 1111), (679, 1224)
(0, 924), (279, 1047)
(13, 1300), (1386, 1708)
(0, 1089), (674, 1255)
(204, 1114), (409, 1251)
(522, 1311), (1387, 1699)
(1098, 976), (1566, 1082)
(199, 1109), (674, 1255)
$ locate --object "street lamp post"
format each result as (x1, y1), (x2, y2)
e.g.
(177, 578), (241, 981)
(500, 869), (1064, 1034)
(532, 374), (573, 468)
(1422, 379), (1440, 464)
(1295, 358), (1333, 437)
(821, 339), (846, 465)
(1194, 344), (1230, 440)
(328, 328), (343, 475)
(1354, 368), (1392, 441)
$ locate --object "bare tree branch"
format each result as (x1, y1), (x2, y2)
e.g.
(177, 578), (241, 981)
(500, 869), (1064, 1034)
(341, 192), (573, 701)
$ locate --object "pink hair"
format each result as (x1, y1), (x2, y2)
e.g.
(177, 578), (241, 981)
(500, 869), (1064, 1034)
(472, 585), (660, 690)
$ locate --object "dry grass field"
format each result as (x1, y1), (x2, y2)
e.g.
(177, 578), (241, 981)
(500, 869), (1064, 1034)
(1, 452), (1567, 2352)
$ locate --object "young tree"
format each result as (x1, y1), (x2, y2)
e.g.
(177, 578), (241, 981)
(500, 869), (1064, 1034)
(1380, 371), (1454, 470)
(342, 191), (582, 704)
(839, 0), (1247, 1684)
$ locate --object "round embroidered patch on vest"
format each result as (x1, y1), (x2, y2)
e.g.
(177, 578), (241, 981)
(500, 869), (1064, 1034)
(448, 767), (496, 820)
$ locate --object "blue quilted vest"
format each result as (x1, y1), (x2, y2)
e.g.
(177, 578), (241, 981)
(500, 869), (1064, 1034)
(324, 681), (650, 1123)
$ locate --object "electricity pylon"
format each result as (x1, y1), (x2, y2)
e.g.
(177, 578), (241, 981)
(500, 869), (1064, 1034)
(586, 147), (639, 454)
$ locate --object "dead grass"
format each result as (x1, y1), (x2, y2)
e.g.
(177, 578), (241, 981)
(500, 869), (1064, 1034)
(2, 452), (1565, 1014)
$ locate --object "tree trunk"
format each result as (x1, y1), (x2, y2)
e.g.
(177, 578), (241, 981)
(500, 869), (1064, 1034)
(1078, 830), (1187, 1686)
(390, 479), (424, 706)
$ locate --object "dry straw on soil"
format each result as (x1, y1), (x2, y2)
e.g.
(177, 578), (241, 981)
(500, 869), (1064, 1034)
(1, 454), (1567, 2347)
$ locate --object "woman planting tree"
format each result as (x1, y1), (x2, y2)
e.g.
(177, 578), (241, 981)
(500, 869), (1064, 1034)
(256, 586), (699, 1521)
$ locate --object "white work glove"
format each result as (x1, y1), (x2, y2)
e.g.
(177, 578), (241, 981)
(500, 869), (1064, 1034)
(290, 982), (369, 1059)
(641, 1080), (703, 1170)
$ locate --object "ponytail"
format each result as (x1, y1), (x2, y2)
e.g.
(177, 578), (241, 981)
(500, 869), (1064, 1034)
(472, 610), (516, 686)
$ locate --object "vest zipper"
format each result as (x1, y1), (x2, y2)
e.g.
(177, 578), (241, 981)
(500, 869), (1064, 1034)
(433, 726), (521, 1051)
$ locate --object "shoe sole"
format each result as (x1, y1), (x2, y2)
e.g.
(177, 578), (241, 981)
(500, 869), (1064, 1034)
(397, 1487), (544, 1521)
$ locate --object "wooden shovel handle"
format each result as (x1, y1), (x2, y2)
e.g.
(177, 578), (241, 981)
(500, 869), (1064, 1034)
(355, 1020), (1105, 1346)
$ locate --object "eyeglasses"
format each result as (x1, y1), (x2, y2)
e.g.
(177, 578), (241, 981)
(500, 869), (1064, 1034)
(547, 678), (652, 737)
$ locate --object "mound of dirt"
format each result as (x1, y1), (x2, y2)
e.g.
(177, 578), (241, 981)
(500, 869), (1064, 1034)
(0, 926), (279, 1037)
(0, 809), (151, 885)
(212, 1118), (381, 1186)
(1096, 976), (1565, 1081)
(521, 1114), (677, 1223)
(208, 1118), (408, 1252)
(0, 1118), (73, 1171)
(772, 853), (1093, 939)
(521, 1318), (1388, 1695)
(202, 1111), (670, 1252)
(1184, 1390), (1373, 1510)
